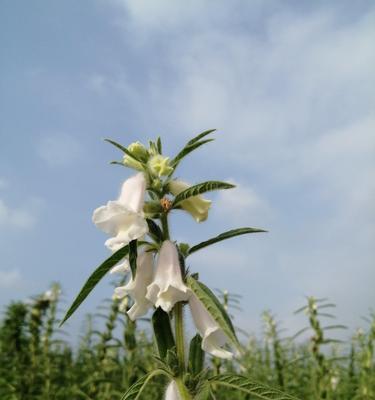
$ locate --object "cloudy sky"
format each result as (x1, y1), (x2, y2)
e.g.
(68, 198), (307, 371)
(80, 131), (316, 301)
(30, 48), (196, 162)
(0, 0), (374, 340)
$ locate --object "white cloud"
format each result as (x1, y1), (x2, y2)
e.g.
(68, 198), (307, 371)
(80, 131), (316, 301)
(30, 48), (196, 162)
(103, 1), (375, 330)
(0, 269), (23, 289)
(0, 197), (42, 230)
(214, 180), (273, 226)
(37, 134), (82, 167)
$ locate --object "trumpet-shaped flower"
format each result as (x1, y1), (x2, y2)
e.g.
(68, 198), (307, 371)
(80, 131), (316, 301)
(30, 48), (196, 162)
(169, 180), (211, 222)
(189, 293), (233, 359)
(114, 251), (154, 320)
(164, 380), (182, 400)
(146, 240), (189, 312)
(92, 173), (148, 252)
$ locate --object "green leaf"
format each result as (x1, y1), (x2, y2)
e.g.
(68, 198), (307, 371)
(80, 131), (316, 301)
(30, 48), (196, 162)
(60, 245), (129, 326)
(146, 219), (164, 242)
(110, 161), (125, 166)
(194, 382), (212, 400)
(187, 276), (240, 350)
(188, 334), (205, 376)
(209, 374), (301, 400)
(322, 324), (347, 331)
(120, 369), (170, 400)
(156, 136), (162, 154)
(188, 227), (267, 255)
(173, 181), (235, 207)
(104, 139), (143, 162)
(187, 129), (216, 146)
(152, 308), (176, 360)
(171, 139), (214, 169)
(129, 240), (138, 278)
(291, 327), (309, 340)
(170, 129), (216, 170)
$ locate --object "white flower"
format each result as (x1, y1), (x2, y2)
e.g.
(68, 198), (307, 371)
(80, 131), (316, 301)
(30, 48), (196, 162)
(169, 180), (211, 222)
(109, 259), (130, 274)
(189, 293), (233, 359)
(92, 173), (148, 252)
(164, 380), (182, 400)
(114, 251), (154, 320)
(146, 240), (189, 312)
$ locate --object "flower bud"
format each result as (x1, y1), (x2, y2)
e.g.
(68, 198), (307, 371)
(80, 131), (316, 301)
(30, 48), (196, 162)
(128, 141), (148, 161)
(148, 155), (174, 177)
(151, 178), (163, 192)
(169, 180), (211, 222)
(123, 155), (144, 171)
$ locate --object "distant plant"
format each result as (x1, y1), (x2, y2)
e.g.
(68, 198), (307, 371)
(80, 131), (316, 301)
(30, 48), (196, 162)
(0, 286), (374, 399)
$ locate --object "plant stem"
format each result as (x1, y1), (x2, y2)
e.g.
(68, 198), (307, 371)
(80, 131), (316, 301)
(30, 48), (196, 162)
(175, 303), (185, 374)
(176, 377), (192, 400)
(160, 209), (186, 377)
(161, 212), (170, 240)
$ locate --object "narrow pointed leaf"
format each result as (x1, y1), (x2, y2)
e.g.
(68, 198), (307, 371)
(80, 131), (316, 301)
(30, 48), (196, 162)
(173, 181), (235, 207)
(187, 276), (240, 350)
(60, 245), (129, 326)
(188, 334), (205, 376)
(187, 129), (216, 146)
(110, 161), (125, 166)
(152, 308), (176, 360)
(146, 219), (164, 242)
(322, 324), (347, 330)
(156, 136), (162, 154)
(291, 327), (310, 340)
(294, 305), (308, 315)
(317, 303), (336, 309)
(172, 139), (214, 169)
(209, 374), (301, 400)
(188, 227), (267, 255)
(120, 369), (170, 400)
(129, 240), (138, 278)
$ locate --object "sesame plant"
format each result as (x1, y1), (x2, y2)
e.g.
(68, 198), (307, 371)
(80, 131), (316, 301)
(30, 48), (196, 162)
(60, 130), (300, 400)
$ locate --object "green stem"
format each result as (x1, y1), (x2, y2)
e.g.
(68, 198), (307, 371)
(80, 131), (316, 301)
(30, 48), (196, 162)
(175, 302), (185, 373)
(176, 377), (192, 400)
(160, 208), (187, 380)
(161, 212), (170, 240)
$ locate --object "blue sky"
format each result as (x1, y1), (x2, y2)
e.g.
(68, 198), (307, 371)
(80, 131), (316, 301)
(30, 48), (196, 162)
(0, 0), (374, 340)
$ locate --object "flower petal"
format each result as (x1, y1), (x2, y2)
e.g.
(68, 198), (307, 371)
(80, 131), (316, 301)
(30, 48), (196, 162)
(165, 380), (182, 400)
(118, 172), (146, 213)
(104, 214), (148, 252)
(146, 240), (189, 312)
(118, 251), (154, 320)
(110, 259), (130, 274)
(92, 201), (129, 236)
(189, 292), (233, 359)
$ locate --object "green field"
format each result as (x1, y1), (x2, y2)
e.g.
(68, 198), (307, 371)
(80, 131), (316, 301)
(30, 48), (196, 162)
(1, 285), (374, 400)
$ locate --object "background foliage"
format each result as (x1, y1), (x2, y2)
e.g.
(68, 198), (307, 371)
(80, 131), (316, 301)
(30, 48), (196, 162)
(1, 284), (374, 400)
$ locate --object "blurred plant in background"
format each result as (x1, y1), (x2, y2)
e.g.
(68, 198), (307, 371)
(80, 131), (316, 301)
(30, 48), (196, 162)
(1, 286), (375, 399)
